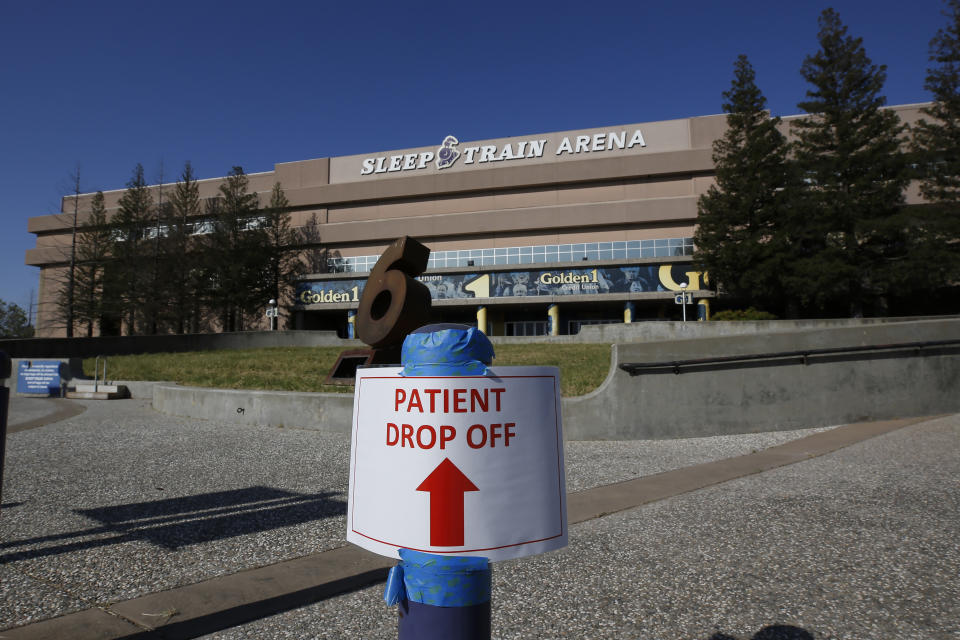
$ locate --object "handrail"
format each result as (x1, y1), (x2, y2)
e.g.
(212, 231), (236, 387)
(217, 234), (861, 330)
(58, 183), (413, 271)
(618, 338), (960, 376)
(93, 355), (108, 391)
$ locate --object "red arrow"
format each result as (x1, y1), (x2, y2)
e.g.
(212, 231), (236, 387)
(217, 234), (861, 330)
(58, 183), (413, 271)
(416, 458), (479, 546)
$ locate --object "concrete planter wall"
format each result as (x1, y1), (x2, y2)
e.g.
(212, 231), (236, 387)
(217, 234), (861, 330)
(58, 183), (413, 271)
(563, 318), (960, 439)
(153, 385), (355, 434)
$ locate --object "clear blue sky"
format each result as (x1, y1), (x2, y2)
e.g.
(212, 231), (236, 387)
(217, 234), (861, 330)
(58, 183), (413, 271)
(0, 0), (947, 319)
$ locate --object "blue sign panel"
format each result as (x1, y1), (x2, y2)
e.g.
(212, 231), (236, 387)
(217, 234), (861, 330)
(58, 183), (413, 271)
(17, 360), (62, 395)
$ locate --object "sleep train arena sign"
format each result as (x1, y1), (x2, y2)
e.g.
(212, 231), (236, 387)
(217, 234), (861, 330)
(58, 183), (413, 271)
(296, 264), (705, 306)
(358, 129), (647, 176)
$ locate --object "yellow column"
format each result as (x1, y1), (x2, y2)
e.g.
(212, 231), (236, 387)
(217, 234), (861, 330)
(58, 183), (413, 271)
(697, 299), (711, 321)
(623, 301), (634, 324)
(476, 306), (488, 334)
(347, 310), (357, 338)
(547, 304), (559, 336)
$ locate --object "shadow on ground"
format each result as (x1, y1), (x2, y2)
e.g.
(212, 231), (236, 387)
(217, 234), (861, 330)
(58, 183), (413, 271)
(709, 625), (814, 640)
(0, 486), (345, 563)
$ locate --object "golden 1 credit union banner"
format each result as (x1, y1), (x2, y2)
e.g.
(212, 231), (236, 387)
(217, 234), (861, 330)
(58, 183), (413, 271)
(297, 264), (704, 305)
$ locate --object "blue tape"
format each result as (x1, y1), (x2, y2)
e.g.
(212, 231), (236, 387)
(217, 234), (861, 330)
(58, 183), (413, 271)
(401, 324), (495, 377)
(383, 565), (406, 606)
(383, 549), (490, 607)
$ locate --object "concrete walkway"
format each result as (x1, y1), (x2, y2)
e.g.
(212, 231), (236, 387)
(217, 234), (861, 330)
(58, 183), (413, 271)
(5, 396), (86, 434)
(1, 398), (956, 639)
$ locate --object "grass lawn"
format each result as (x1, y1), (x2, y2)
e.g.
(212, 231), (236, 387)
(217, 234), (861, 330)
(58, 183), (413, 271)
(84, 343), (613, 397)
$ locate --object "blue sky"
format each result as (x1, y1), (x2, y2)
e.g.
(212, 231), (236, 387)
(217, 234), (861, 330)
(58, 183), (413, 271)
(0, 0), (947, 319)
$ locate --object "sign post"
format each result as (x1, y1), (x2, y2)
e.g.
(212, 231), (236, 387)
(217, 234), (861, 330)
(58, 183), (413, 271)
(1, 351), (10, 517)
(675, 282), (692, 322)
(348, 325), (567, 638)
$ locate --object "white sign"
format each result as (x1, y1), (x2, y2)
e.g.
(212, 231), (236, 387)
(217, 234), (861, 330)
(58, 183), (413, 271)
(347, 366), (567, 562)
(358, 129), (646, 176)
(674, 293), (693, 304)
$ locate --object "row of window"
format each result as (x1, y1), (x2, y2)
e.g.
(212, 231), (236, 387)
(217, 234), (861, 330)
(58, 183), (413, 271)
(327, 238), (695, 273)
(117, 216), (268, 241)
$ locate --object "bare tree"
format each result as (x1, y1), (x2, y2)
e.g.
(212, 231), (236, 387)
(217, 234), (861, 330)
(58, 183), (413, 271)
(65, 166), (81, 337)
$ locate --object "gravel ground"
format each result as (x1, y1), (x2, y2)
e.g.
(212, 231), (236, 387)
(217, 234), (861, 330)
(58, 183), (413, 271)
(0, 396), (886, 634)
(202, 415), (960, 640)
(1, 399), (352, 629)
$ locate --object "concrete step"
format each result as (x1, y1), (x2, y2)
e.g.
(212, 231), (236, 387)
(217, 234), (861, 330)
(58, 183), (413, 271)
(73, 384), (123, 394)
(67, 384), (129, 400)
(66, 390), (127, 400)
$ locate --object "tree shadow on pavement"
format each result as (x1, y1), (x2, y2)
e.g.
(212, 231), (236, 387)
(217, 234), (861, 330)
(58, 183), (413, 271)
(0, 486), (345, 563)
(709, 625), (814, 640)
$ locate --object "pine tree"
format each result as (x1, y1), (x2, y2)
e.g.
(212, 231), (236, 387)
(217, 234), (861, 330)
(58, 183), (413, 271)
(790, 8), (909, 316)
(263, 182), (300, 325)
(206, 166), (266, 331)
(113, 164), (153, 334)
(695, 55), (796, 315)
(165, 162), (205, 333)
(145, 163), (167, 334)
(71, 191), (112, 336)
(64, 167), (81, 337)
(909, 0), (960, 306)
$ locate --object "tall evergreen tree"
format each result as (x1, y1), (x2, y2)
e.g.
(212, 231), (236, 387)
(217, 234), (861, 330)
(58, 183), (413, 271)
(113, 163), (153, 334)
(70, 191), (112, 336)
(206, 166), (266, 331)
(64, 167), (81, 337)
(165, 162), (205, 333)
(909, 0), (960, 304)
(695, 55), (796, 315)
(263, 182), (300, 324)
(145, 163), (167, 334)
(790, 8), (909, 316)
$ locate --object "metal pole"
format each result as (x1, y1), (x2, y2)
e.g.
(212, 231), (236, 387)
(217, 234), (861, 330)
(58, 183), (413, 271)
(385, 325), (494, 640)
(1, 351), (10, 518)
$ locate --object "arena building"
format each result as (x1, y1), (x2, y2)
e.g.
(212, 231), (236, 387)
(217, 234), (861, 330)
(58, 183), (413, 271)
(25, 104), (928, 337)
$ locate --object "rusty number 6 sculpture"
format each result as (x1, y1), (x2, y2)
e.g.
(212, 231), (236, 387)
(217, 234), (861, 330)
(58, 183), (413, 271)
(356, 236), (432, 349)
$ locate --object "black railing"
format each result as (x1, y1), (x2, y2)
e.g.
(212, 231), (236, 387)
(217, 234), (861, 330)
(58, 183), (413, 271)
(619, 339), (960, 376)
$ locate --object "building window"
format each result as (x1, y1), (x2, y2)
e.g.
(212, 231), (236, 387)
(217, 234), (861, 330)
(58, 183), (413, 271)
(505, 321), (548, 336)
(327, 237), (696, 273)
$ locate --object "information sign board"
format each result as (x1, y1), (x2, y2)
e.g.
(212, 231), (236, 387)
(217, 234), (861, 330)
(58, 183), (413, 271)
(16, 360), (62, 395)
(347, 366), (567, 562)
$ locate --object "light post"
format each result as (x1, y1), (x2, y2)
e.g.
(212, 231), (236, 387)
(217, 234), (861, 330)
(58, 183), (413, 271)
(679, 282), (688, 322)
(268, 299), (278, 331)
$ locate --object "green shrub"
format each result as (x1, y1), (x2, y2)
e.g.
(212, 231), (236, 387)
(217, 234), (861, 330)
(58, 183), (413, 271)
(711, 308), (778, 321)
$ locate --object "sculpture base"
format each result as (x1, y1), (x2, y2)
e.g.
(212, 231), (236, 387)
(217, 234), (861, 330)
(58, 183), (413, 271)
(324, 347), (401, 385)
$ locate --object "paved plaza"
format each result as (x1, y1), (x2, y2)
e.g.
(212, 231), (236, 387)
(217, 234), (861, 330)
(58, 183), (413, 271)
(0, 395), (957, 639)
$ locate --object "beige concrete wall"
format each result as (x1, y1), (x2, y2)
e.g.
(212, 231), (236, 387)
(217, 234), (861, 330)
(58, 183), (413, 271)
(325, 176), (699, 224)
